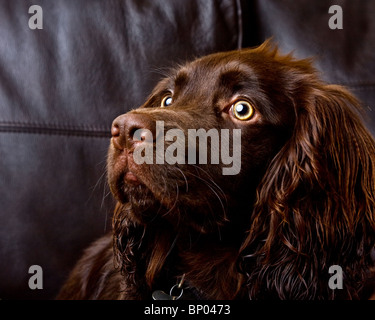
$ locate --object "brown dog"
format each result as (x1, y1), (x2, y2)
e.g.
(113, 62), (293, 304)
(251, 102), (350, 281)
(57, 41), (375, 300)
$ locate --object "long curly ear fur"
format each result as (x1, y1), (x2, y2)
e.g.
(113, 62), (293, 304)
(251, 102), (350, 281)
(241, 79), (375, 299)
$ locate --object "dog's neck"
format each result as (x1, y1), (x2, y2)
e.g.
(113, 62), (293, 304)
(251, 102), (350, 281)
(115, 200), (252, 299)
(146, 210), (250, 299)
(175, 229), (246, 299)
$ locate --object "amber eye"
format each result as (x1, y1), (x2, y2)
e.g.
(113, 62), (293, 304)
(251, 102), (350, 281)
(161, 94), (173, 107)
(231, 100), (254, 120)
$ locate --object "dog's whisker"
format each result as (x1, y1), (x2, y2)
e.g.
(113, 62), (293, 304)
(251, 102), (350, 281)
(190, 164), (227, 199)
(175, 167), (189, 193)
(185, 167), (228, 220)
(152, 175), (173, 221)
(161, 181), (180, 219)
(87, 162), (108, 206)
(149, 65), (174, 78)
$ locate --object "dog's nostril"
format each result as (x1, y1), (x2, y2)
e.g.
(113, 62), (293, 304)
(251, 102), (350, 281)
(131, 127), (152, 143)
(129, 126), (139, 141)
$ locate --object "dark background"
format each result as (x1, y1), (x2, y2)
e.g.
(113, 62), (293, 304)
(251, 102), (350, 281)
(1, 0), (374, 299)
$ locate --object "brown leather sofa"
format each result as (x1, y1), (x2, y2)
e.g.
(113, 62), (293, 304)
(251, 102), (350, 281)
(1, 0), (374, 299)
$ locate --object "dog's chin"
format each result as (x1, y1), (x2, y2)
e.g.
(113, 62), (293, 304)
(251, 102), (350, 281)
(108, 169), (174, 224)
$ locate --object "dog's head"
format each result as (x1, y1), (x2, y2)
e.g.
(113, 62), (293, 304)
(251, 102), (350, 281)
(108, 41), (375, 298)
(107, 41), (306, 231)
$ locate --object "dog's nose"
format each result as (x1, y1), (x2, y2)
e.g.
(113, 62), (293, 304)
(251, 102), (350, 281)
(111, 113), (155, 150)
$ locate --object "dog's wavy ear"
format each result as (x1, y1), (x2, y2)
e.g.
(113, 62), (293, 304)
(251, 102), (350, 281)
(240, 83), (375, 299)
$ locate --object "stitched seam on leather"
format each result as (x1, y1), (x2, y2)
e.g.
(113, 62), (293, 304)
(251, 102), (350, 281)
(0, 121), (110, 138)
(0, 120), (108, 130)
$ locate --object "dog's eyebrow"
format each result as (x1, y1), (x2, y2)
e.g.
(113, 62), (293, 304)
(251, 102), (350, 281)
(218, 69), (255, 95)
(173, 71), (189, 90)
(217, 60), (258, 93)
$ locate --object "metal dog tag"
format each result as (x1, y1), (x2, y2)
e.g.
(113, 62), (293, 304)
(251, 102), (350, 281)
(152, 274), (185, 300)
(152, 290), (174, 300)
(152, 284), (184, 300)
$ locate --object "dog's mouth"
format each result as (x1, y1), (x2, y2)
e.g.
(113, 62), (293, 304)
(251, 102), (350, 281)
(108, 147), (180, 218)
(114, 169), (146, 202)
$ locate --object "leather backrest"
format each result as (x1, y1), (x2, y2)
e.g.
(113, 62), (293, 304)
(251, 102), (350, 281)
(0, 0), (241, 299)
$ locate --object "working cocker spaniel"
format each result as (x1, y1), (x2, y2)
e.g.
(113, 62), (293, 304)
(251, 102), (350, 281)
(58, 41), (375, 300)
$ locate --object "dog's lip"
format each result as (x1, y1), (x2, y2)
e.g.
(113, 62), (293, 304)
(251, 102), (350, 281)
(124, 171), (140, 184)
(112, 149), (142, 185)
(110, 151), (175, 207)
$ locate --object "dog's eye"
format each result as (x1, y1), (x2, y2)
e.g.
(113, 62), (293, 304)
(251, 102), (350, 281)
(161, 94), (173, 107)
(231, 100), (254, 121)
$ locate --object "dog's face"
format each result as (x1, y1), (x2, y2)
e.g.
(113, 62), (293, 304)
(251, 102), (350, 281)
(107, 44), (303, 231)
